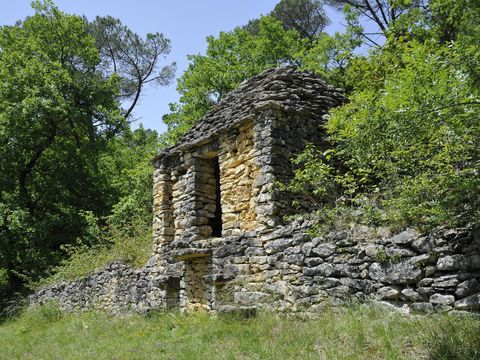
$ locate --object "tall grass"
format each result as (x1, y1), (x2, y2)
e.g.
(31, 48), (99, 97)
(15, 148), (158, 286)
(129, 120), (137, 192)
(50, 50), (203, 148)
(1, 303), (478, 359)
(34, 217), (152, 289)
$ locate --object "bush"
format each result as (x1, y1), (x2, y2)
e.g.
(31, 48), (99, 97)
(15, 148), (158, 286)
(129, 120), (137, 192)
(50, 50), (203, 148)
(34, 216), (152, 288)
(287, 39), (480, 231)
(0, 268), (8, 291)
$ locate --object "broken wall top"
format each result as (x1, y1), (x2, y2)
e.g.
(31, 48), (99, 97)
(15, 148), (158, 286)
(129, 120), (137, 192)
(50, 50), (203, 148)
(154, 67), (345, 163)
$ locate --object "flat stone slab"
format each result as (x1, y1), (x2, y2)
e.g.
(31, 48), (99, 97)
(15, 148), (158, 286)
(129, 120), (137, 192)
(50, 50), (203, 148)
(174, 248), (212, 260)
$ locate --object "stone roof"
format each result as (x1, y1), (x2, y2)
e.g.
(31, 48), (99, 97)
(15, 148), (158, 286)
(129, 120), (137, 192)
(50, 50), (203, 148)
(154, 67), (345, 161)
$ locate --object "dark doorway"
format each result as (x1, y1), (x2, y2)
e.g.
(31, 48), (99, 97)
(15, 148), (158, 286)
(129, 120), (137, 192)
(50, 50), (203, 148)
(165, 277), (180, 309)
(209, 157), (222, 237)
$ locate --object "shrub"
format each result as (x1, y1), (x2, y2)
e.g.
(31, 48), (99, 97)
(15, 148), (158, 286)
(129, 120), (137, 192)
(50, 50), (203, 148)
(34, 216), (152, 288)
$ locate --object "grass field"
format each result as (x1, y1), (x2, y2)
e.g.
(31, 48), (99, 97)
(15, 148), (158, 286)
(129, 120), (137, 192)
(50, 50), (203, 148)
(0, 303), (479, 360)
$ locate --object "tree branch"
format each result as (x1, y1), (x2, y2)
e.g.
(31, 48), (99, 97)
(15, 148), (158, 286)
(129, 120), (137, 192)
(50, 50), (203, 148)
(19, 124), (57, 214)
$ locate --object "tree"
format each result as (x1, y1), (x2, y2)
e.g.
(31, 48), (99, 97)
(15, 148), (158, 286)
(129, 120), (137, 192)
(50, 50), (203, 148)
(244, 0), (329, 43)
(162, 16), (306, 144)
(0, 0), (125, 299)
(330, 41), (480, 228)
(327, 0), (480, 47)
(301, 5), (363, 91)
(89, 16), (176, 120)
(287, 1), (480, 230)
(327, 0), (427, 42)
(271, 0), (329, 41)
(99, 126), (160, 229)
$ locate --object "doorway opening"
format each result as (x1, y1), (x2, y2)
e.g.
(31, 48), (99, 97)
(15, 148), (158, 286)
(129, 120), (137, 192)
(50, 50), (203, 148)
(165, 278), (180, 309)
(208, 157), (222, 237)
(184, 256), (211, 310)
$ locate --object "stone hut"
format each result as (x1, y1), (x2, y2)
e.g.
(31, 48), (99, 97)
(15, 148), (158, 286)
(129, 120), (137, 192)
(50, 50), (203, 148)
(30, 68), (480, 315)
(151, 67), (345, 311)
(152, 67), (345, 245)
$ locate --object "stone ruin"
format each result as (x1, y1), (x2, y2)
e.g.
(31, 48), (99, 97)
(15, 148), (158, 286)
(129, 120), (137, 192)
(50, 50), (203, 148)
(152, 67), (345, 241)
(30, 68), (480, 314)
(150, 67), (345, 311)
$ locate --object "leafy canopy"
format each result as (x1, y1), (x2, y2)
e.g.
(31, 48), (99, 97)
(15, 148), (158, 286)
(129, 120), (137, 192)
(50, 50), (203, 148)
(0, 0), (161, 301)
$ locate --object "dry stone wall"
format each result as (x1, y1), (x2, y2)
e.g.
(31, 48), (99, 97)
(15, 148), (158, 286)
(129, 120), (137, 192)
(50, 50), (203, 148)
(30, 224), (480, 314)
(29, 262), (166, 314)
(152, 120), (261, 249)
(28, 68), (480, 315)
(218, 122), (259, 235)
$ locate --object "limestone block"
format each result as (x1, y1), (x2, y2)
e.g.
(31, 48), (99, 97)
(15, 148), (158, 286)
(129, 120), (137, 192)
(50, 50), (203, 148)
(369, 261), (423, 285)
(234, 164), (246, 175)
(229, 229), (242, 236)
(412, 236), (435, 253)
(196, 226), (213, 237)
(196, 173), (215, 185)
(376, 286), (400, 300)
(203, 203), (216, 213)
(242, 212), (256, 223)
(430, 293), (455, 306)
(157, 227), (175, 237)
(401, 288), (422, 302)
(234, 291), (269, 306)
(455, 279), (480, 298)
(312, 243), (336, 258)
(390, 229), (419, 245)
(304, 263), (335, 277)
(233, 201), (248, 212)
(454, 292), (480, 311)
(220, 182), (233, 192)
(411, 302), (434, 313)
(437, 255), (480, 271)
(432, 275), (459, 289)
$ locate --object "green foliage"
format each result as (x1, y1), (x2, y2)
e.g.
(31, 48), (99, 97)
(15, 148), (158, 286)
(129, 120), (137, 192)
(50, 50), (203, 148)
(287, 1), (480, 231)
(328, 0), (428, 43)
(35, 126), (160, 286)
(328, 40), (480, 229)
(1, 304), (479, 359)
(270, 0), (329, 41)
(0, 269), (8, 292)
(36, 217), (152, 287)
(282, 144), (356, 209)
(372, 248), (402, 264)
(0, 1), (167, 302)
(0, 0), (126, 295)
(162, 16), (306, 144)
(99, 126), (160, 225)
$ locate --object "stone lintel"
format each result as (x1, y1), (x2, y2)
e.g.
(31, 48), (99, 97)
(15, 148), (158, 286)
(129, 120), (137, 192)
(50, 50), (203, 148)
(174, 248), (212, 261)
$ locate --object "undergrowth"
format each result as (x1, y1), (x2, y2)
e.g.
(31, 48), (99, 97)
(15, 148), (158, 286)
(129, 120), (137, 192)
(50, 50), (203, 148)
(1, 302), (479, 359)
(33, 217), (152, 289)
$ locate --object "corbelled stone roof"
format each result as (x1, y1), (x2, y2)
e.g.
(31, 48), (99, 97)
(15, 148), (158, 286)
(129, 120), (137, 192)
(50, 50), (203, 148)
(154, 67), (345, 161)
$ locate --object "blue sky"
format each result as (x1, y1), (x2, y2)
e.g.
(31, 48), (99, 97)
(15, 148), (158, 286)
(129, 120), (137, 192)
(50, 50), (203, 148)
(1, 1), (345, 133)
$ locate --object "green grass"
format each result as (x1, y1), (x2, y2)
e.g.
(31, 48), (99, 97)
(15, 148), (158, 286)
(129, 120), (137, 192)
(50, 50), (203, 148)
(1, 303), (479, 360)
